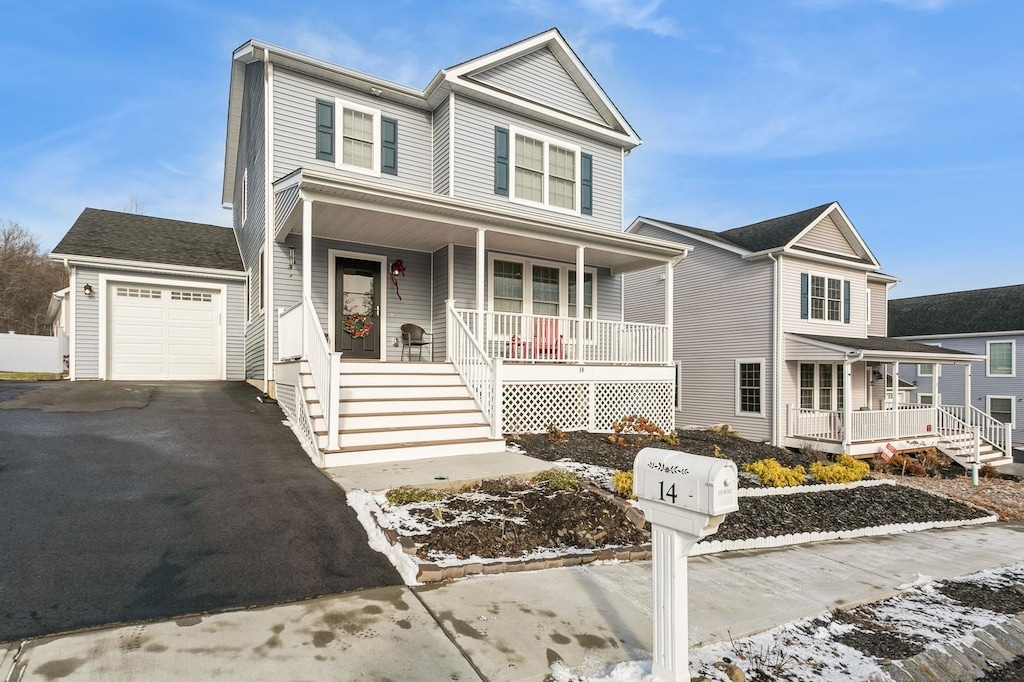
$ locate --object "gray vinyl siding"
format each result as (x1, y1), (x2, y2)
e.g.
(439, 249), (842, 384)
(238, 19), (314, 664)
(272, 68), (433, 191)
(779, 255), (868, 338)
(623, 224), (667, 325)
(433, 97), (450, 195)
(452, 94), (623, 232)
(275, 234), (432, 362)
(899, 334), (1023, 443)
(245, 311), (264, 379)
(471, 47), (605, 125)
(596, 270), (621, 321)
(794, 215), (858, 258)
(452, 245), (478, 310)
(225, 281), (246, 380)
(867, 280), (888, 337)
(275, 186), (300, 234)
(73, 268), (100, 379)
(431, 247), (449, 359)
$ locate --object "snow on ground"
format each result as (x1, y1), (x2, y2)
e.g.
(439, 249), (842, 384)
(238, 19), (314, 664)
(346, 489), (421, 585)
(549, 562), (1024, 682)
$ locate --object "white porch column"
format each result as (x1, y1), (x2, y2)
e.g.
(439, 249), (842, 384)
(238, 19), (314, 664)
(842, 362), (853, 451)
(475, 229), (486, 340)
(302, 199), (312, 302)
(892, 362), (900, 439)
(964, 363), (972, 412)
(576, 245), (585, 365)
(664, 261), (674, 366)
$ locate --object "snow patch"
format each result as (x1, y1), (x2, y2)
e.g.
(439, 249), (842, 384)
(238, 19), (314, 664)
(346, 489), (421, 586)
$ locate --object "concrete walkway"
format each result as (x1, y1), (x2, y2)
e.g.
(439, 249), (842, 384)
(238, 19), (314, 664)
(5, 522), (1024, 681)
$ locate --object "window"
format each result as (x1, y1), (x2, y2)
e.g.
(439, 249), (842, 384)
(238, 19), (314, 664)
(317, 99), (386, 176)
(171, 291), (212, 303)
(800, 363), (846, 411)
(342, 107), (376, 170)
(568, 271), (594, 319)
(919, 394), (938, 406)
(492, 261), (523, 314)
(510, 128), (581, 213)
(919, 363), (934, 377)
(801, 273), (849, 323)
(987, 340), (1015, 377)
(987, 396), (1015, 428)
(736, 360), (764, 416)
(488, 256), (597, 320)
(531, 266), (559, 316)
(116, 287), (161, 299)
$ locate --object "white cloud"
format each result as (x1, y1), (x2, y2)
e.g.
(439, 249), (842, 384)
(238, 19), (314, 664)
(577, 0), (680, 36)
(797, 0), (958, 10)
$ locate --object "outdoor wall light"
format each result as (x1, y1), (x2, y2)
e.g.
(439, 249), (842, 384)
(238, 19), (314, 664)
(83, 284), (93, 296)
(288, 246), (296, 269)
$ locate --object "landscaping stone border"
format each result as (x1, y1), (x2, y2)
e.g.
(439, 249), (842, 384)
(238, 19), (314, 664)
(738, 478), (895, 497)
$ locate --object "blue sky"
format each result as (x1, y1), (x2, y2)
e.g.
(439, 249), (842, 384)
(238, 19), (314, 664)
(1, 0), (1020, 297)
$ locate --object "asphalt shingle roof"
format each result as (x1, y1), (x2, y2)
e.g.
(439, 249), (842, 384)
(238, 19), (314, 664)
(889, 285), (1024, 337)
(794, 334), (977, 357)
(53, 208), (243, 272)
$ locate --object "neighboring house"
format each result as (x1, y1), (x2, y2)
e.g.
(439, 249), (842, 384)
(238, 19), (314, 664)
(222, 29), (686, 465)
(890, 284), (1024, 448)
(49, 209), (246, 381)
(624, 203), (1010, 467)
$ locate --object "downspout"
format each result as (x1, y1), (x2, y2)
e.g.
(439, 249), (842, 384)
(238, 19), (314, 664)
(64, 258), (75, 380)
(767, 253), (781, 446)
(263, 50), (275, 395)
(842, 349), (863, 452)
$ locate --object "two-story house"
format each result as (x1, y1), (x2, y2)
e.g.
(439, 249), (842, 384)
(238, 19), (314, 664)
(624, 203), (1010, 468)
(224, 29), (688, 466)
(890, 284), (1023, 450)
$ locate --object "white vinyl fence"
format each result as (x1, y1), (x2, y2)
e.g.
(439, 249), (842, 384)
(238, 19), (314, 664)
(0, 332), (68, 373)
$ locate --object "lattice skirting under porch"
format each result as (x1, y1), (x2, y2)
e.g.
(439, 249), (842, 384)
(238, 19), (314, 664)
(502, 381), (675, 434)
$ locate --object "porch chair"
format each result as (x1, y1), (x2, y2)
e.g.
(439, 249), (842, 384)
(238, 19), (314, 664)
(400, 324), (433, 362)
(532, 317), (563, 360)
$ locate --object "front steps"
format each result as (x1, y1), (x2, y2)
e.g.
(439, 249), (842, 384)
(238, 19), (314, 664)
(935, 432), (1014, 469)
(298, 360), (507, 467)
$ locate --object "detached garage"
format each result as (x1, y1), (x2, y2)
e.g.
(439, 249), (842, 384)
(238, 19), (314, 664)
(51, 209), (246, 381)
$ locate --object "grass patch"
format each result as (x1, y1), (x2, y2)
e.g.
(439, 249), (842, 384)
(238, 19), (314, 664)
(0, 372), (64, 381)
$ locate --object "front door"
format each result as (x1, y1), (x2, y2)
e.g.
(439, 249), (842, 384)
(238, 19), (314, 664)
(335, 258), (382, 359)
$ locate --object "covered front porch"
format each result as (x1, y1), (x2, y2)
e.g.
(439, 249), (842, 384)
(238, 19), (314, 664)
(782, 334), (1011, 466)
(272, 169), (687, 461)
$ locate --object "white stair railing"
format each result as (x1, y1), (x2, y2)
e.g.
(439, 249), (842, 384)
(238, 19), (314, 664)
(965, 404), (1010, 457)
(300, 297), (341, 451)
(447, 300), (503, 439)
(935, 405), (980, 465)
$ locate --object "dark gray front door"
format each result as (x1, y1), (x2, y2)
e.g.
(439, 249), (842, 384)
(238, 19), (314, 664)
(335, 258), (381, 358)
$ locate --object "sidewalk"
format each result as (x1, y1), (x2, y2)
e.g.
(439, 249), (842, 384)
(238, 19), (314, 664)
(5, 522), (1024, 681)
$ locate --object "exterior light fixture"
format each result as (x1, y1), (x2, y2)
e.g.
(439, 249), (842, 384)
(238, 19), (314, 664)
(288, 246), (296, 269)
(83, 284), (93, 296)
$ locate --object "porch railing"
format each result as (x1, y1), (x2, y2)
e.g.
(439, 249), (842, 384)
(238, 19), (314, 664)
(454, 308), (670, 365)
(788, 404), (939, 444)
(447, 300), (503, 439)
(965, 404), (1011, 457)
(279, 297), (341, 451)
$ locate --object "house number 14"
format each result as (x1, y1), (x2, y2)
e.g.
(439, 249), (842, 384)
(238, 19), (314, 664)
(658, 481), (677, 504)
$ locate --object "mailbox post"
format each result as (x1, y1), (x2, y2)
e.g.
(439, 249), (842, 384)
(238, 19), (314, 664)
(633, 448), (739, 682)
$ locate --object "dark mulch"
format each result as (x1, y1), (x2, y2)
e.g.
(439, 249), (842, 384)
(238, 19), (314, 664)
(978, 657), (1024, 681)
(937, 581), (1024, 614)
(828, 608), (928, 660)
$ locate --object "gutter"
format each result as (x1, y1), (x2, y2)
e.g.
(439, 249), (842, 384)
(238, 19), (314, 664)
(768, 253), (782, 446)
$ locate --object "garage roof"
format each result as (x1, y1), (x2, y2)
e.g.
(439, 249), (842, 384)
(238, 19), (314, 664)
(52, 209), (243, 272)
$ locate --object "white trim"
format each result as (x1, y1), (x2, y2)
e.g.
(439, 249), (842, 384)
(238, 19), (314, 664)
(986, 339), (1016, 377)
(805, 271), (846, 325)
(49, 254), (246, 280)
(735, 358), (766, 417)
(486, 252), (597, 317)
(797, 361), (847, 412)
(918, 393), (939, 406)
(334, 98), (382, 177)
(241, 168), (249, 223)
(897, 330), (1024, 340)
(507, 125), (582, 216)
(786, 203), (880, 268)
(986, 395), (1016, 429)
(865, 287), (872, 326)
(265, 61), (276, 388)
(627, 217), (741, 255)
(98, 273), (228, 381)
(447, 91), (456, 198)
(327, 249), (387, 361)
(446, 243), (455, 302)
(68, 266), (77, 380)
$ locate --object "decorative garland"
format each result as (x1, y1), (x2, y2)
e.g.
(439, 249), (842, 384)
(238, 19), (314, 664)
(344, 313), (373, 338)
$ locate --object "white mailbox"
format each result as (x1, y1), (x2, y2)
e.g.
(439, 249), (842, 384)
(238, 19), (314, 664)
(633, 448), (739, 682)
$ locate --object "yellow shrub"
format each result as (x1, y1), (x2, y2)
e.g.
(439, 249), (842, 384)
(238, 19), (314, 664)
(809, 455), (870, 484)
(743, 458), (806, 487)
(610, 470), (635, 499)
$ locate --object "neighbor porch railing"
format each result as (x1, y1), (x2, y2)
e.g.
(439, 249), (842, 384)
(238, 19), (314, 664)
(788, 404), (937, 444)
(454, 308), (670, 365)
(446, 300), (502, 439)
(279, 297), (341, 451)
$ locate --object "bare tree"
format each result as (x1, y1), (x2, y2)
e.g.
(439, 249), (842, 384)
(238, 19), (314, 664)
(122, 195), (146, 214)
(0, 220), (69, 335)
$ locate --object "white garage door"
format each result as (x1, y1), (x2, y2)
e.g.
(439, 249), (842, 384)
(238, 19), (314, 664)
(108, 284), (221, 380)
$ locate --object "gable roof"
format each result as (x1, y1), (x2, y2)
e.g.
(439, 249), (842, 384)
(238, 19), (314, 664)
(629, 202), (880, 267)
(889, 284), (1024, 337)
(52, 209), (243, 272)
(224, 28), (639, 205)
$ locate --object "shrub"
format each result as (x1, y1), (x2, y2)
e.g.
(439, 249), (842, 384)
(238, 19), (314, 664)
(979, 463), (1001, 478)
(743, 458), (807, 487)
(546, 423), (566, 443)
(661, 430), (680, 447)
(708, 423), (741, 438)
(800, 443), (829, 463)
(916, 448), (943, 470)
(385, 486), (452, 505)
(889, 454), (926, 477)
(713, 444), (724, 458)
(531, 468), (580, 492)
(610, 470), (635, 498)
(608, 414), (664, 447)
(809, 455), (870, 484)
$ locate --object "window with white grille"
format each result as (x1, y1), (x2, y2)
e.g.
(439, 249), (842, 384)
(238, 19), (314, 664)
(171, 291), (212, 303)
(735, 359), (764, 416)
(116, 287), (161, 299)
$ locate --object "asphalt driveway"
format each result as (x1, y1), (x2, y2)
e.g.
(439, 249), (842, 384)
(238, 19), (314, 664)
(0, 381), (400, 642)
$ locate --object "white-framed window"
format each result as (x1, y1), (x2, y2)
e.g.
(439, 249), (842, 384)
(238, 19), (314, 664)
(509, 127), (581, 215)
(241, 168), (249, 223)
(918, 363), (934, 377)
(487, 254), (596, 319)
(987, 340), (1015, 377)
(735, 359), (765, 417)
(799, 362), (845, 411)
(809, 274), (843, 322)
(918, 393), (939, 406)
(336, 98), (381, 176)
(987, 396), (1015, 428)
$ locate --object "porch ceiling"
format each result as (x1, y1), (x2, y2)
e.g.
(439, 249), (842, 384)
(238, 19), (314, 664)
(274, 169), (689, 274)
(785, 333), (986, 364)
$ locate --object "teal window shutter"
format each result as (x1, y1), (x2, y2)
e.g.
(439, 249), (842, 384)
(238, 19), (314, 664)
(843, 280), (851, 323)
(800, 273), (809, 319)
(316, 99), (334, 161)
(381, 117), (398, 175)
(581, 153), (593, 215)
(494, 126), (509, 196)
